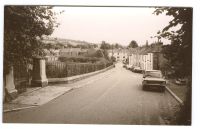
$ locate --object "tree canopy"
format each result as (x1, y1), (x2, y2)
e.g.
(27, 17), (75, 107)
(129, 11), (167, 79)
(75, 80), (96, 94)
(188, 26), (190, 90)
(128, 40), (138, 48)
(4, 6), (58, 72)
(154, 7), (192, 125)
(100, 41), (111, 49)
(154, 7), (192, 78)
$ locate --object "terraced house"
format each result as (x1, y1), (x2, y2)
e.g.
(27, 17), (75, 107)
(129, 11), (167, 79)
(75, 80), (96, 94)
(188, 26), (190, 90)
(128, 42), (166, 71)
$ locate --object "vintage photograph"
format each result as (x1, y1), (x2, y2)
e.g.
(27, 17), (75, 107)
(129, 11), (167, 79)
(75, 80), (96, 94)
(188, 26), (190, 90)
(3, 5), (192, 125)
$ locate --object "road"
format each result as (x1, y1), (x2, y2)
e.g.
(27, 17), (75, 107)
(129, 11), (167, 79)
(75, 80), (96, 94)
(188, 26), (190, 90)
(3, 62), (179, 125)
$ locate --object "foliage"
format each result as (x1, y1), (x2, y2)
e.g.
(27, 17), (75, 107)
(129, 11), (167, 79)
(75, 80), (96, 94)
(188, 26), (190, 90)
(128, 40), (139, 48)
(44, 43), (66, 50)
(100, 41), (111, 49)
(102, 50), (109, 60)
(4, 6), (58, 73)
(154, 7), (192, 77)
(95, 49), (104, 58)
(113, 43), (124, 49)
(110, 56), (116, 62)
(154, 7), (192, 125)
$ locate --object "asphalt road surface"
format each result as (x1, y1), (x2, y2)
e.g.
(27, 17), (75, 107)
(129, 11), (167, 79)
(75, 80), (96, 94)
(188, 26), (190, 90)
(3, 62), (180, 125)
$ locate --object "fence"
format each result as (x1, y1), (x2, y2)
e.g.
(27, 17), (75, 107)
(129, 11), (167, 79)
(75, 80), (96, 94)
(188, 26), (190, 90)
(46, 61), (113, 78)
(13, 64), (29, 93)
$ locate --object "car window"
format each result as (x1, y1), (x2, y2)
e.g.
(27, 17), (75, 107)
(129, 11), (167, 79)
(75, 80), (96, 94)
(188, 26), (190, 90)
(145, 71), (162, 78)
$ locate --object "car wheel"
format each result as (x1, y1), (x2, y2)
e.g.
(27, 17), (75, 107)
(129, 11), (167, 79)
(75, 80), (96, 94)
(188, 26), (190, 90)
(161, 87), (165, 92)
(143, 86), (146, 91)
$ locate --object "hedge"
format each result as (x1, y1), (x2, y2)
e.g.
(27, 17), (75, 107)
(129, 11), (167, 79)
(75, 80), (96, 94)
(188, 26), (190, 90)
(46, 61), (113, 78)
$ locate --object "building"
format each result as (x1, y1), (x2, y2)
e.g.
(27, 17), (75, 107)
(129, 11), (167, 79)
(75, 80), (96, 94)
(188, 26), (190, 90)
(129, 53), (153, 71)
(108, 49), (128, 62)
(59, 48), (88, 57)
(128, 42), (164, 71)
(44, 49), (60, 61)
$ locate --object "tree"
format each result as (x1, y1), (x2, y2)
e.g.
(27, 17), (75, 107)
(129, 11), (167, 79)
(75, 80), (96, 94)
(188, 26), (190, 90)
(95, 50), (104, 58)
(114, 43), (124, 49)
(4, 6), (59, 74)
(102, 50), (109, 60)
(154, 7), (192, 77)
(128, 40), (138, 48)
(154, 7), (192, 125)
(110, 56), (116, 62)
(100, 41), (111, 49)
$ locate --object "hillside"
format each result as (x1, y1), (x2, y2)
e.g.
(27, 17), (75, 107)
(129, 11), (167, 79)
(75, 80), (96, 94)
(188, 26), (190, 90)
(42, 36), (97, 47)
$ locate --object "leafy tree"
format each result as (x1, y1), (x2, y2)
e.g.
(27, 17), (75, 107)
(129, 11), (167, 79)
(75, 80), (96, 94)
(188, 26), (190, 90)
(102, 50), (109, 60)
(4, 6), (59, 74)
(110, 56), (116, 62)
(128, 40), (138, 48)
(154, 7), (192, 78)
(154, 7), (192, 125)
(100, 41), (111, 49)
(114, 43), (124, 49)
(95, 50), (104, 58)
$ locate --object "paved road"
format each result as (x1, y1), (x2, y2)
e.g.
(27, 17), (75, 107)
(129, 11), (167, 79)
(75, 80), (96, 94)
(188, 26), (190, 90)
(3, 63), (179, 125)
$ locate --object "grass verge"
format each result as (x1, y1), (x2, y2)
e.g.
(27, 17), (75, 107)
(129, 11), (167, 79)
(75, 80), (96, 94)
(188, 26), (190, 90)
(167, 80), (188, 102)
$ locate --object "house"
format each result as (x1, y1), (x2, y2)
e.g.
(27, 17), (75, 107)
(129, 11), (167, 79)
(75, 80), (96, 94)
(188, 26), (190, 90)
(128, 42), (164, 71)
(108, 49), (128, 62)
(44, 49), (60, 61)
(59, 48), (88, 57)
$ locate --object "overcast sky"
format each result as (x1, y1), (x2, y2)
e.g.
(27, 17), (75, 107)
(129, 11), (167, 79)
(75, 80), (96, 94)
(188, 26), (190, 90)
(51, 7), (173, 46)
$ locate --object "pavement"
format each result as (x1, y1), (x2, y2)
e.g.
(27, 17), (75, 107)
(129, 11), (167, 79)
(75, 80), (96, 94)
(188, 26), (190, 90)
(3, 66), (115, 113)
(3, 63), (181, 125)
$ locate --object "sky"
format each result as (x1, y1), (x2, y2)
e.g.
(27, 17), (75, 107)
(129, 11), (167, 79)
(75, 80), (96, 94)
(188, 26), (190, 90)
(51, 6), (174, 46)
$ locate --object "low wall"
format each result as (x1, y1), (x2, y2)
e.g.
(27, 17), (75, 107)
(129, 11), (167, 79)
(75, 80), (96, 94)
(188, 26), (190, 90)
(48, 65), (114, 84)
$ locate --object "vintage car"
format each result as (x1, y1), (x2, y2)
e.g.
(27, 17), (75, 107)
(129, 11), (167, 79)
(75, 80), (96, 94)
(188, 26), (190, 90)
(142, 70), (166, 92)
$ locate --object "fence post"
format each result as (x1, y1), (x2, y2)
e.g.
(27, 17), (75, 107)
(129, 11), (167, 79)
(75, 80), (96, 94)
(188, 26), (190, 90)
(31, 57), (48, 87)
(5, 66), (18, 100)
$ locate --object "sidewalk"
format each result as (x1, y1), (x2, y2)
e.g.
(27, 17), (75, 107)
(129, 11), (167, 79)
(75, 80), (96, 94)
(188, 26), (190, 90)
(3, 86), (72, 113)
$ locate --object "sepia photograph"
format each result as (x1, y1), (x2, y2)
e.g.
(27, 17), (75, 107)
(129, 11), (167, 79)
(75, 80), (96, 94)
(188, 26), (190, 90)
(1, 1), (195, 126)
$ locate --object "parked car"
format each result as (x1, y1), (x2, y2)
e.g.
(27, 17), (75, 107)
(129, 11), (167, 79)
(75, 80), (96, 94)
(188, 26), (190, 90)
(133, 66), (143, 73)
(142, 70), (166, 92)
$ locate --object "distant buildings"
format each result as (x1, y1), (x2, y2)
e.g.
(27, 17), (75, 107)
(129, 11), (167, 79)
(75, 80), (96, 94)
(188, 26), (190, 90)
(59, 48), (87, 57)
(44, 49), (60, 61)
(108, 49), (128, 62)
(44, 47), (98, 62)
(107, 42), (165, 71)
(128, 42), (164, 71)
